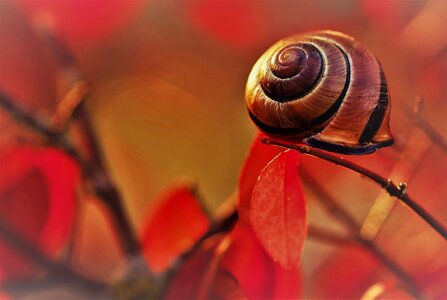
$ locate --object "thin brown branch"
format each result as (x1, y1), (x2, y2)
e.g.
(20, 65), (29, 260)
(0, 219), (105, 295)
(41, 28), (142, 258)
(402, 105), (447, 153)
(308, 225), (354, 245)
(1, 87), (140, 258)
(0, 91), (85, 162)
(0, 92), (58, 138)
(301, 170), (424, 299)
(262, 137), (447, 240)
(163, 209), (238, 294)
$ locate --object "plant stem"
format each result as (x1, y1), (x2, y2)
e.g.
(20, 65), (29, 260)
(0, 92), (83, 161)
(307, 225), (354, 245)
(78, 106), (142, 256)
(262, 137), (447, 240)
(0, 91), (141, 257)
(301, 170), (424, 299)
(0, 219), (105, 295)
(163, 209), (238, 293)
(43, 28), (142, 258)
(402, 105), (447, 153)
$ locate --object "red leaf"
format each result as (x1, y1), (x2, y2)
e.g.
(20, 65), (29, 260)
(220, 223), (301, 299)
(166, 223), (300, 300)
(0, 147), (79, 280)
(238, 133), (284, 224)
(164, 234), (230, 300)
(140, 183), (210, 273)
(208, 269), (248, 300)
(220, 224), (274, 298)
(249, 150), (306, 270)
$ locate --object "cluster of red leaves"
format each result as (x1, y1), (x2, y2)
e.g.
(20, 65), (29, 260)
(140, 133), (307, 299)
(0, 0), (146, 290)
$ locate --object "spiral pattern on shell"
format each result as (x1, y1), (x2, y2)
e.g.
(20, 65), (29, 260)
(245, 30), (393, 154)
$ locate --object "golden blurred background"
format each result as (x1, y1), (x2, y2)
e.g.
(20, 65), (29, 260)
(1, 0), (447, 297)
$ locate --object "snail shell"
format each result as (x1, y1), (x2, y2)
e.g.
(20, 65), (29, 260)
(245, 30), (393, 154)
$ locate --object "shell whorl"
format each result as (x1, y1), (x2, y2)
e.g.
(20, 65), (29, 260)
(245, 30), (393, 154)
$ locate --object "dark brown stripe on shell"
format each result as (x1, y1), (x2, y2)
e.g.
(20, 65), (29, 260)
(248, 110), (311, 136)
(358, 69), (389, 144)
(310, 45), (351, 126)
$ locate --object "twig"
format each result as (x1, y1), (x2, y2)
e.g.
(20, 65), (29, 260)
(262, 137), (447, 240)
(0, 92), (58, 138)
(0, 33), (143, 257)
(402, 105), (447, 153)
(176, 209), (238, 264)
(308, 225), (354, 245)
(0, 219), (105, 295)
(163, 209), (238, 295)
(0, 91), (84, 163)
(301, 170), (424, 299)
(40, 28), (142, 258)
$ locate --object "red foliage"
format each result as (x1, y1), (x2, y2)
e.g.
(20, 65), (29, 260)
(15, 0), (146, 46)
(249, 150), (307, 270)
(166, 223), (301, 300)
(140, 184), (210, 273)
(0, 147), (79, 280)
(220, 224), (301, 299)
(238, 133), (284, 224)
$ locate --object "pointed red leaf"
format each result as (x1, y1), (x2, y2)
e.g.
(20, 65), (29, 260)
(249, 150), (306, 270)
(164, 234), (229, 300)
(238, 133), (284, 224)
(220, 224), (274, 298)
(166, 223), (300, 300)
(0, 147), (79, 280)
(208, 269), (248, 300)
(140, 184), (210, 273)
(220, 223), (301, 299)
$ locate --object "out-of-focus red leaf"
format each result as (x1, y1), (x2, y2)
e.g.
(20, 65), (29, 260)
(0, 147), (79, 280)
(183, 1), (268, 51)
(0, 2), (57, 111)
(313, 245), (380, 299)
(238, 133), (284, 224)
(164, 234), (228, 300)
(166, 223), (300, 300)
(208, 269), (248, 300)
(140, 184), (210, 273)
(249, 150), (306, 270)
(220, 224), (273, 298)
(221, 223), (301, 299)
(15, 0), (146, 47)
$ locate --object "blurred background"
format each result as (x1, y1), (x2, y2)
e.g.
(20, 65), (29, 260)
(1, 0), (446, 298)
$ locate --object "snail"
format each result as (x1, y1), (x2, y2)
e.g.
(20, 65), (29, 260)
(245, 30), (393, 154)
